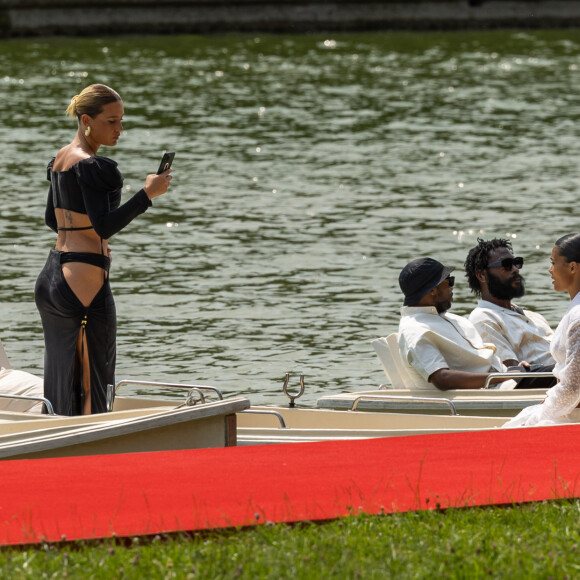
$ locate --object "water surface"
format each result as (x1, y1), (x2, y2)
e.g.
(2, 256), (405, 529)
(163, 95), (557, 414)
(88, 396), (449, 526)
(1, 30), (579, 404)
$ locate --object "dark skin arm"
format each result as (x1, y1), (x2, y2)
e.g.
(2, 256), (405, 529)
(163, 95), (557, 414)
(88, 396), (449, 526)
(429, 368), (515, 391)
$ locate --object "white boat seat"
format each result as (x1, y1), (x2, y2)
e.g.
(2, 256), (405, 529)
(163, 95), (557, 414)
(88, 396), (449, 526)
(371, 333), (414, 389)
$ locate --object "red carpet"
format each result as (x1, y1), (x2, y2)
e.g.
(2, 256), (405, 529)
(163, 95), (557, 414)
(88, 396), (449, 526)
(1, 424), (580, 545)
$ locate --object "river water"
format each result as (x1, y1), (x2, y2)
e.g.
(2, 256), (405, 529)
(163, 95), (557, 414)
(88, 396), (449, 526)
(1, 30), (579, 405)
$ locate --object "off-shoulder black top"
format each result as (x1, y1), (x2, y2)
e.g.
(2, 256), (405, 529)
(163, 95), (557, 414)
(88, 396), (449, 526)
(45, 156), (152, 239)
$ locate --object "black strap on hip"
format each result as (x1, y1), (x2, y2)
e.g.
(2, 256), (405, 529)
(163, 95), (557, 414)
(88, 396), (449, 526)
(60, 251), (110, 272)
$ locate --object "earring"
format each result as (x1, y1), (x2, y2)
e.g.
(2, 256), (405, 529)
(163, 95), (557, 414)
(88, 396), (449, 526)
(84, 126), (91, 137)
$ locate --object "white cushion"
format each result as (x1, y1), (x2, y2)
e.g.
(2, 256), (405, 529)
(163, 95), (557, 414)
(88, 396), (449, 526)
(0, 367), (44, 413)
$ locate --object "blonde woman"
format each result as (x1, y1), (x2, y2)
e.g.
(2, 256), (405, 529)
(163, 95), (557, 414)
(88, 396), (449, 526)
(35, 84), (172, 415)
(504, 233), (580, 427)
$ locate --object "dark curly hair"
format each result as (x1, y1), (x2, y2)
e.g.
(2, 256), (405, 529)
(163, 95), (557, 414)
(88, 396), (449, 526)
(464, 238), (513, 296)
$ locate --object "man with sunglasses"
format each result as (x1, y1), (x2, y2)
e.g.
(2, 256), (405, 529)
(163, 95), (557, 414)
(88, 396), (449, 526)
(465, 239), (555, 385)
(397, 257), (518, 391)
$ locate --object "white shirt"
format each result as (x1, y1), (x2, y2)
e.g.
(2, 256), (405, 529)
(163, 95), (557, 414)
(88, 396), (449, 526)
(469, 300), (554, 365)
(398, 306), (508, 391)
(504, 292), (580, 427)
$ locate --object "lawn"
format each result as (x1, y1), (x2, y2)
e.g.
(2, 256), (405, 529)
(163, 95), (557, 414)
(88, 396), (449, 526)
(2, 500), (579, 579)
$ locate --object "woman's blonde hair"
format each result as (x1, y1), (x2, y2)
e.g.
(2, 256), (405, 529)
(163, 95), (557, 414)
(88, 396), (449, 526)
(65, 84), (122, 120)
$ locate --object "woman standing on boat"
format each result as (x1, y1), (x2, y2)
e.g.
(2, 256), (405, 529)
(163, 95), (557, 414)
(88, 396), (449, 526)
(504, 233), (580, 427)
(35, 84), (172, 416)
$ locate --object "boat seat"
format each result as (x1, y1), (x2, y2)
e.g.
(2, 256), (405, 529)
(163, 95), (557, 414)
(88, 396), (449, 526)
(371, 333), (413, 389)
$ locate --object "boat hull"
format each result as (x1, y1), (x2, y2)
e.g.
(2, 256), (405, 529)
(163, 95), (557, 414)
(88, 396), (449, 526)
(237, 405), (510, 445)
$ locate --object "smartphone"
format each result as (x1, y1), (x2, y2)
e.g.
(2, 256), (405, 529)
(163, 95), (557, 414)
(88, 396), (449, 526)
(156, 151), (175, 174)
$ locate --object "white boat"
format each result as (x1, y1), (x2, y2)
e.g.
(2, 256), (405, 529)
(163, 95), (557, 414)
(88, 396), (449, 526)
(234, 369), (571, 445)
(0, 339), (250, 458)
(0, 379), (250, 460)
(0, 339), (557, 453)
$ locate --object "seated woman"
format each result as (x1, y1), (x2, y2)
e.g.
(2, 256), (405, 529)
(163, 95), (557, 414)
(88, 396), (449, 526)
(504, 234), (580, 427)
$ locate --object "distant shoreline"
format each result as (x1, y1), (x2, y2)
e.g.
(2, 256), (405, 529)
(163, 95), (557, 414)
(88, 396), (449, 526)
(1, 1), (580, 37)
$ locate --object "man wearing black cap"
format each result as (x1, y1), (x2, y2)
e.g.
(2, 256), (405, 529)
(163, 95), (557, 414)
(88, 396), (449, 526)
(397, 257), (517, 391)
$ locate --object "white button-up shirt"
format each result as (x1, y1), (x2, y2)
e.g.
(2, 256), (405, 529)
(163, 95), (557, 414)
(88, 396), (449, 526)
(468, 300), (554, 365)
(398, 306), (506, 390)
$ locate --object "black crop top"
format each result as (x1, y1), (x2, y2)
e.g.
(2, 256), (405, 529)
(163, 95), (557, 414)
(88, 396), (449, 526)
(45, 156), (152, 239)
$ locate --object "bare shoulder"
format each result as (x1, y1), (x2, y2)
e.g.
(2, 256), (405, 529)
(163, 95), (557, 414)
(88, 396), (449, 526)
(52, 144), (91, 172)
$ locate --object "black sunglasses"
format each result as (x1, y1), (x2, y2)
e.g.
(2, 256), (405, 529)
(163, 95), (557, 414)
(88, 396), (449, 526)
(487, 257), (524, 270)
(446, 275), (455, 287)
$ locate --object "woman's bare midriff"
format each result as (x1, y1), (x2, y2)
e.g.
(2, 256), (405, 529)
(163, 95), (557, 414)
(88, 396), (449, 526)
(54, 208), (109, 308)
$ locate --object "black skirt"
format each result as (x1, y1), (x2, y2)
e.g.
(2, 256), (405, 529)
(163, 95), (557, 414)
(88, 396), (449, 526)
(35, 249), (116, 415)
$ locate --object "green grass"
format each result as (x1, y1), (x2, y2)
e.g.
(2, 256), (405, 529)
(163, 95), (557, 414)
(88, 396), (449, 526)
(2, 500), (580, 579)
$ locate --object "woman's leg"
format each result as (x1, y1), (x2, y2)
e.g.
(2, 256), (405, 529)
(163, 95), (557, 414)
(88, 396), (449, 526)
(85, 282), (116, 415)
(36, 251), (86, 415)
(76, 326), (92, 415)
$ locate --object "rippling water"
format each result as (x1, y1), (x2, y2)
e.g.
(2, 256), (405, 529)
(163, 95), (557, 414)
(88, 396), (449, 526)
(1, 30), (579, 404)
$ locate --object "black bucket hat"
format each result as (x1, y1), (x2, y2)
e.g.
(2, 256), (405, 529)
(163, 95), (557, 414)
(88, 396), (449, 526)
(399, 257), (455, 306)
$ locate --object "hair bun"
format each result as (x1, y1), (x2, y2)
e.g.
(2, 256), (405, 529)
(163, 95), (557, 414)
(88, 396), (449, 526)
(66, 94), (80, 118)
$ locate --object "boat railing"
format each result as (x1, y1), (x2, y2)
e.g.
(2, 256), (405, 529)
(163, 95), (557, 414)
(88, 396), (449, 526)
(107, 380), (224, 412)
(482, 371), (555, 390)
(0, 393), (55, 415)
(349, 394), (458, 415)
(239, 409), (288, 428)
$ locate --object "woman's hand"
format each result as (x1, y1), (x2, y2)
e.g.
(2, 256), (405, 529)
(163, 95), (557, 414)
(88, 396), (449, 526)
(143, 169), (173, 200)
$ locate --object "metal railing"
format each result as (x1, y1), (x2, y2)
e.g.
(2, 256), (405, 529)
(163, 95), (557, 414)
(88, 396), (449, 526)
(107, 379), (224, 412)
(483, 371), (554, 390)
(0, 393), (55, 415)
(239, 409), (288, 428)
(349, 394), (458, 415)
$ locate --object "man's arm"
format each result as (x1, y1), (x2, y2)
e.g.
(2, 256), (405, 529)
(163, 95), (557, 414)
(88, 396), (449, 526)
(400, 327), (515, 390)
(429, 368), (513, 390)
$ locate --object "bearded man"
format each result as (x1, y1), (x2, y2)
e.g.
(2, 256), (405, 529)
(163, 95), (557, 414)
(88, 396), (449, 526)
(465, 238), (555, 375)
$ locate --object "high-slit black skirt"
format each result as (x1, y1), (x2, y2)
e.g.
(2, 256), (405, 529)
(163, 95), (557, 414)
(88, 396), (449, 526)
(35, 249), (116, 415)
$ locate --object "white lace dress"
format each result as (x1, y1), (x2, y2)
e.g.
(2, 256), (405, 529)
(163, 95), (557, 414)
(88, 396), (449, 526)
(503, 293), (580, 428)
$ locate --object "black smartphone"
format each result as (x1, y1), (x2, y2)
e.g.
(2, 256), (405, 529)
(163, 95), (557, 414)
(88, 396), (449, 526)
(156, 151), (175, 174)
